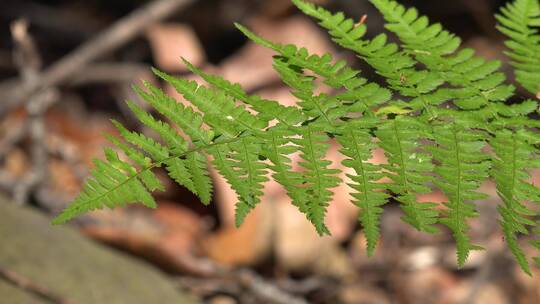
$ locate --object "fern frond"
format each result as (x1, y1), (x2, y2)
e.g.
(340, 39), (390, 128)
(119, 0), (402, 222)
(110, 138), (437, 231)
(293, 126), (341, 235)
(51, 143), (159, 224)
(153, 68), (267, 137)
(376, 117), (439, 233)
(182, 58), (305, 127)
(497, 0), (540, 94)
(152, 69), (274, 222)
(104, 134), (164, 193)
(76, 158), (153, 207)
(272, 58), (340, 129)
(431, 123), (490, 266)
(186, 152), (213, 205)
(337, 121), (389, 255)
(492, 129), (540, 274)
(54, 0), (540, 273)
(236, 23), (391, 115)
(370, 0), (515, 116)
(230, 137), (269, 225)
(123, 101), (201, 198)
(292, 0), (446, 119)
(133, 82), (213, 144)
(206, 138), (268, 226)
(261, 129), (307, 212)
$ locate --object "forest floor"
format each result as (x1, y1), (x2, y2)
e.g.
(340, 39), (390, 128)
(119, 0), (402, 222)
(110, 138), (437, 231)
(0, 0), (539, 303)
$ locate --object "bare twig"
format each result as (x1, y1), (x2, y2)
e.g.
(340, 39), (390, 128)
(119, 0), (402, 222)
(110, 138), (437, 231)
(176, 276), (240, 296)
(276, 276), (327, 295)
(0, 266), (76, 304)
(15, 90), (57, 205)
(236, 269), (310, 304)
(9, 19), (54, 205)
(173, 257), (309, 304)
(0, 49), (13, 70)
(0, 0), (196, 116)
(46, 134), (88, 180)
(67, 63), (151, 85)
(11, 19), (41, 83)
(0, 121), (28, 159)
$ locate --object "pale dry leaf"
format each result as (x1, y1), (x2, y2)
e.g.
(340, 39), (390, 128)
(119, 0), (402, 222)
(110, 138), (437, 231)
(5, 149), (29, 178)
(146, 23), (205, 72)
(201, 202), (273, 266)
(82, 201), (205, 272)
(274, 199), (353, 277)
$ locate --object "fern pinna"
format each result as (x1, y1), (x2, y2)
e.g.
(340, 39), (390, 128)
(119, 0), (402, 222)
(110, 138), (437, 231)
(53, 0), (540, 273)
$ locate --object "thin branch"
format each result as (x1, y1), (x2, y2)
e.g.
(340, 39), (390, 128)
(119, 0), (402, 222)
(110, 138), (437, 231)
(173, 257), (309, 304)
(10, 19), (53, 205)
(0, 266), (76, 304)
(0, 0), (196, 117)
(67, 63), (152, 85)
(236, 269), (310, 304)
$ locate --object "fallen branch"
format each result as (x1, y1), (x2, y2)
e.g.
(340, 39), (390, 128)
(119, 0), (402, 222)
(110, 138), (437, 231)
(0, 266), (76, 304)
(236, 269), (310, 304)
(174, 257), (310, 304)
(0, 0), (196, 116)
(67, 63), (152, 85)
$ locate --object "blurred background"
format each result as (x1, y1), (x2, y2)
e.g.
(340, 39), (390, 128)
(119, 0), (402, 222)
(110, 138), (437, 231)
(0, 0), (538, 303)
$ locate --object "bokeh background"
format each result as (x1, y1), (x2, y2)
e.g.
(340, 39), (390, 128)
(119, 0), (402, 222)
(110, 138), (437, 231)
(0, 0), (538, 303)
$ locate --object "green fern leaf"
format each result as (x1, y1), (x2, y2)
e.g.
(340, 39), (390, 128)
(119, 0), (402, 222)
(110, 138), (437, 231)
(376, 117), (439, 233)
(182, 58), (305, 127)
(207, 139), (267, 226)
(52, 149), (158, 225)
(337, 121), (389, 255)
(497, 0), (540, 94)
(133, 82), (213, 145)
(261, 128), (308, 213)
(236, 23), (391, 114)
(292, 0), (445, 119)
(153, 68), (267, 137)
(293, 126), (341, 235)
(186, 152), (213, 205)
(53, 0), (540, 273)
(492, 129), (540, 274)
(104, 134), (164, 193)
(370, 0), (514, 117)
(431, 123), (490, 266)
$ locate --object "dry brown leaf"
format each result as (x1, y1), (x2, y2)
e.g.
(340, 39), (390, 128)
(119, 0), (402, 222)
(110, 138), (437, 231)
(146, 23), (205, 72)
(47, 159), (81, 196)
(45, 109), (114, 166)
(340, 284), (391, 304)
(452, 281), (510, 304)
(274, 200), (354, 277)
(201, 203), (273, 266)
(400, 266), (458, 304)
(4, 148), (29, 178)
(82, 201), (206, 273)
